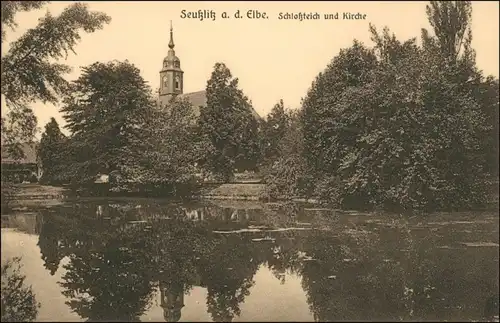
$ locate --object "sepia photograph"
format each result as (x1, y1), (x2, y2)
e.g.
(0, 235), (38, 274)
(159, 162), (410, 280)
(1, 1), (499, 322)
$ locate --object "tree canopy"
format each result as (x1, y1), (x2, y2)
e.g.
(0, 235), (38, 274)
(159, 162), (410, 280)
(1, 1), (111, 159)
(38, 117), (67, 183)
(59, 60), (154, 185)
(198, 62), (261, 181)
(266, 0), (498, 211)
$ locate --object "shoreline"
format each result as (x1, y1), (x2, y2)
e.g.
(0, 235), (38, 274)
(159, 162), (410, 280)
(2, 183), (498, 214)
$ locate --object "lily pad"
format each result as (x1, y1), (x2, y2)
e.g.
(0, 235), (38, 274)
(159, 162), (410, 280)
(461, 242), (499, 247)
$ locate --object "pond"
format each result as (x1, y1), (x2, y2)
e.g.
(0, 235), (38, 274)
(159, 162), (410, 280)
(1, 199), (499, 322)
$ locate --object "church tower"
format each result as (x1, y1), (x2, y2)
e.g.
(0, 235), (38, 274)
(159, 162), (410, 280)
(159, 21), (184, 108)
(159, 280), (185, 322)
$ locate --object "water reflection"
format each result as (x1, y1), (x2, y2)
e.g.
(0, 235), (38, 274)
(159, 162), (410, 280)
(2, 200), (499, 321)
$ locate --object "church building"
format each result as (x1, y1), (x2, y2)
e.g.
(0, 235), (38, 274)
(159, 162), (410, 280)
(157, 23), (260, 120)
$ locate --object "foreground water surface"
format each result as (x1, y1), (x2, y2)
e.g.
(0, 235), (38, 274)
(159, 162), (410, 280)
(1, 199), (499, 322)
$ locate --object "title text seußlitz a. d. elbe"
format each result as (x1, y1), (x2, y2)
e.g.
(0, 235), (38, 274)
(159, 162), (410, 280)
(180, 9), (269, 20)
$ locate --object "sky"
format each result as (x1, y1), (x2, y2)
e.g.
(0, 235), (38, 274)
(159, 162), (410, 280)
(2, 1), (499, 137)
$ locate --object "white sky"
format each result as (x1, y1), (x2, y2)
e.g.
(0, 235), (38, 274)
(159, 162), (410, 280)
(2, 1), (499, 137)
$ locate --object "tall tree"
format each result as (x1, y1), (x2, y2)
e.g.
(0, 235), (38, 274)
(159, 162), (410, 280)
(330, 24), (488, 210)
(198, 63), (260, 181)
(301, 41), (378, 177)
(1, 2), (111, 159)
(422, 1), (473, 64)
(261, 99), (288, 164)
(38, 118), (67, 184)
(422, 0), (498, 178)
(60, 60), (155, 185)
(262, 109), (313, 200)
(121, 97), (205, 195)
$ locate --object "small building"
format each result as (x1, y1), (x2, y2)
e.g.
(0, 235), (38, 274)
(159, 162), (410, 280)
(1, 142), (40, 183)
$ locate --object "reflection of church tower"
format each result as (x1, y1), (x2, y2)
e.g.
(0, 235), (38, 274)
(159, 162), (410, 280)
(159, 21), (184, 109)
(159, 281), (185, 322)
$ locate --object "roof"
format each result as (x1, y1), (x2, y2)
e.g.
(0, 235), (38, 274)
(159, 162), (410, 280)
(1, 142), (38, 164)
(179, 90), (262, 120)
(180, 90), (207, 118)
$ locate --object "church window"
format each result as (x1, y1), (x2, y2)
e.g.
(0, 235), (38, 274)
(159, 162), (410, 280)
(163, 76), (168, 88)
(175, 76), (180, 89)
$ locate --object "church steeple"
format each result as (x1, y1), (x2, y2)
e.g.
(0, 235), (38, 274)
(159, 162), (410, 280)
(168, 21), (175, 49)
(158, 21), (184, 108)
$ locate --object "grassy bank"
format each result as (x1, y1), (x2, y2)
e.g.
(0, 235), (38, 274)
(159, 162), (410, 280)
(2, 180), (497, 214)
(201, 183), (266, 201)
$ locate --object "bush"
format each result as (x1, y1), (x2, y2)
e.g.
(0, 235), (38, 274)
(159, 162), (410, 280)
(1, 257), (41, 322)
(0, 181), (18, 214)
(262, 156), (313, 201)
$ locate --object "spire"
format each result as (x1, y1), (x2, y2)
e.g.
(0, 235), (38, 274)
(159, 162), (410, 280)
(168, 21), (175, 49)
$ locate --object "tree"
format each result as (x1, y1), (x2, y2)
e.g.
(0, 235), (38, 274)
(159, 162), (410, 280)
(121, 97), (205, 195)
(198, 63), (261, 181)
(1, 2), (111, 159)
(60, 60), (155, 185)
(280, 1), (493, 211)
(422, 1), (498, 179)
(1, 257), (41, 322)
(301, 41), (378, 178)
(475, 77), (499, 178)
(1, 107), (38, 160)
(261, 99), (288, 164)
(422, 1), (473, 64)
(262, 109), (313, 200)
(324, 23), (488, 210)
(38, 118), (67, 184)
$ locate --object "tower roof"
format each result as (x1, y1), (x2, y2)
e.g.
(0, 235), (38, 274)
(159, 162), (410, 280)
(168, 20), (175, 49)
(162, 21), (181, 70)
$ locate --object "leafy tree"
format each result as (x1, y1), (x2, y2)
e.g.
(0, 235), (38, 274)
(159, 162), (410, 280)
(262, 109), (313, 200)
(272, 0), (496, 211)
(198, 63), (261, 181)
(421, 1), (498, 180)
(1, 107), (38, 161)
(60, 60), (155, 185)
(261, 99), (288, 164)
(422, 1), (473, 64)
(1, 2), (111, 159)
(120, 97), (204, 195)
(38, 117), (67, 184)
(474, 77), (499, 178)
(1, 257), (41, 322)
(336, 25), (487, 210)
(301, 41), (378, 178)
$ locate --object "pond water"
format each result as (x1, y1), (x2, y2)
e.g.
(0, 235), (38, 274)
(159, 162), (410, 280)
(1, 199), (499, 322)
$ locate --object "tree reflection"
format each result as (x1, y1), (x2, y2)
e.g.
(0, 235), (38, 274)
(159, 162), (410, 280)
(293, 216), (500, 322)
(37, 215), (65, 275)
(35, 201), (499, 322)
(45, 203), (158, 321)
(201, 234), (260, 322)
(154, 216), (211, 322)
(1, 257), (41, 322)
(60, 237), (157, 322)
